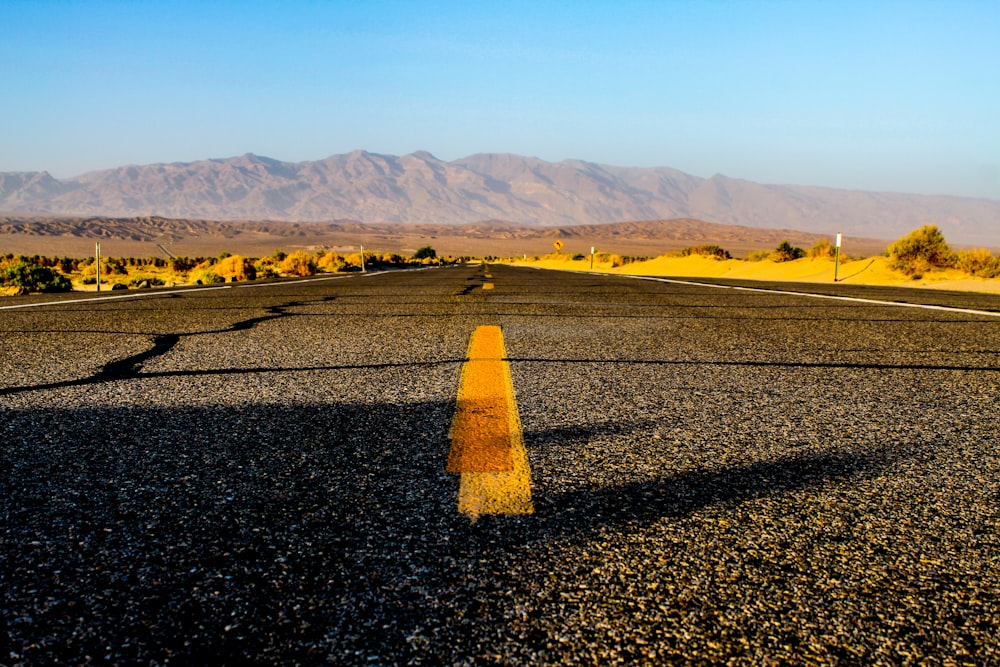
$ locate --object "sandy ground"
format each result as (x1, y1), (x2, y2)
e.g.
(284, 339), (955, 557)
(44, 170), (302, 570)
(506, 254), (1000, 295)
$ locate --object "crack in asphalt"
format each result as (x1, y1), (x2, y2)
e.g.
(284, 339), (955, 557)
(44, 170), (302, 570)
(0, 297), (334, 396)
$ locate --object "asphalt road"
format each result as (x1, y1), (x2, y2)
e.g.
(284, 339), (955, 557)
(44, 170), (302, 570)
(3, 265), (999, 665)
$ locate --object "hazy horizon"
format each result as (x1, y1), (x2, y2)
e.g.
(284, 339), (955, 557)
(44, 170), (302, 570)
(2, 1), (998, 200)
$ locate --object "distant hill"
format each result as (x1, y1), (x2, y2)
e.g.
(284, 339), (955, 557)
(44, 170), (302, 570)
(0, 216), (892, 259)
(2, 150), (998, 246)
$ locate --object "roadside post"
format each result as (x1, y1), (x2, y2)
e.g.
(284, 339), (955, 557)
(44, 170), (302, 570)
(590, 246), (595, 270)
(96, 243), (101, 292)
(360, 244), (366, 273)
(834, 233), (842, 282)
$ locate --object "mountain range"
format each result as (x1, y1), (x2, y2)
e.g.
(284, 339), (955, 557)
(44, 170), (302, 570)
(2, 151), (998, 246)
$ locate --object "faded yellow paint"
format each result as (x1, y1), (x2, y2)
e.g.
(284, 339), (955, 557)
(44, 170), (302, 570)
(482, 282), (495, 290)
(447, 326), (533, 517)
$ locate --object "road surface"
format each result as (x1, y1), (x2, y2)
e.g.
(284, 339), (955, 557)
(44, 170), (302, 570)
(3, 265), (999, 664)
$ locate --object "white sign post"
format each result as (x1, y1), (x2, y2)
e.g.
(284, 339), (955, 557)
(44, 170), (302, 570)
(834, 233), (842, 282)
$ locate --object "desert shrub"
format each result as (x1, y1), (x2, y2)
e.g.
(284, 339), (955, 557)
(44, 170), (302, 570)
(571, 253), (586, 260)
(170, 256), (197, 273)
(189, 267), (224, 284)
(128, 275), (166, 287)
(255, 264), (279, 279)
(102, 259), (129, 275)
(214, 255), (257, 281)
(413, 246), (436, 260)
(955, 248), (1000, 278)
(343, 252), (366, 269)
(678, 244), (732, 260)
(2, 261), (72, 293)
(592, 252), (622, 266)
(280, 250), (317, 276)
(772, 241), (806, 262)
(887, 225), (954, 276)
(317, 251), (347, 272)
(809, 239), (835, 258)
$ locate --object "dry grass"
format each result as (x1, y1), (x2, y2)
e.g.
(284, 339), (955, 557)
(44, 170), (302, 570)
(0, 248), (456, 293)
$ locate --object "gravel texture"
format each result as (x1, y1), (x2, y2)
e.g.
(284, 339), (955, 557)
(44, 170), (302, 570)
(3, 265), (999, 665)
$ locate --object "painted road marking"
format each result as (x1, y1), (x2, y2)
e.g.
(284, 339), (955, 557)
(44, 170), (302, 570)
(0, 285), (233, 310)
(630, 276), (1000, 318)
(0, 275), (357, 310)
(483, 282), (495, 290)
(532, 266), (1000, 319)
(447, 325), (533, 517)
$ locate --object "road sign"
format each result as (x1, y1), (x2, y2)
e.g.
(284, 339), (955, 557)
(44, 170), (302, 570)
(553, 240), (564, 251)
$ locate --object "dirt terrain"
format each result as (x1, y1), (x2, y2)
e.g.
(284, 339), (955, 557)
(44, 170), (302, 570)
(0, 216), (891, 259)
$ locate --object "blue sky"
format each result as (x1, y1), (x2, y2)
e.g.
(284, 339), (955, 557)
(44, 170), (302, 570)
(2, 0), (998, 199)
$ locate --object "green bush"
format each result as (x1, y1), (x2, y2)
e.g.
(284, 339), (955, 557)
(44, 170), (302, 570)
(772, 241), (806, 262)
(679, 244), (732, 260)
(413, 246), (437, 260)
(887, 225), (954, 275)
(2, 261), (72, 293)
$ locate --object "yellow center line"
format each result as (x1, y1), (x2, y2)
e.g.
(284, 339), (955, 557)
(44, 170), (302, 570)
(447, 325), (533, 518)
(482, 282), (494, 290)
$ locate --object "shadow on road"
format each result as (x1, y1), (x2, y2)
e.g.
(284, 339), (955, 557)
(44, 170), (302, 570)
(3, 394), (907, 663)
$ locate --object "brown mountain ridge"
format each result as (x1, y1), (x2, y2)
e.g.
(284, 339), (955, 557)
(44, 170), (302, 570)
(1, 150), (997, 246)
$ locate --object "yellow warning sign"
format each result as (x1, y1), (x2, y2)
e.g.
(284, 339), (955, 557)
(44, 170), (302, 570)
(553, 239), (564, 251)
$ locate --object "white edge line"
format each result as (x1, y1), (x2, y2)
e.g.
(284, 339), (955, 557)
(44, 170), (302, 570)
(0, 285), (233, 310)
(1, 275), (344, 309)
(239, 275), (352, 288)
(628, 275), (1000, 319)
(526, 265), (1000, 319)
(0, 268), (417, 309)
